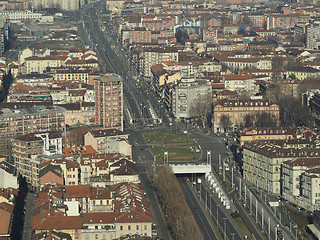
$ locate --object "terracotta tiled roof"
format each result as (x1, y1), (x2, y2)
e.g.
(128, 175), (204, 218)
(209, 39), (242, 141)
(33, 213), (81, 231)
(64, 185), (91, 199)
(63, 145), (97, 157)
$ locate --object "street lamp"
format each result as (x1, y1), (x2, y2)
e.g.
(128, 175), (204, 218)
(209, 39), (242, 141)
(223, 218), (227, 240)
(275, 224), (279, 240)
(231, 233), (235, 240)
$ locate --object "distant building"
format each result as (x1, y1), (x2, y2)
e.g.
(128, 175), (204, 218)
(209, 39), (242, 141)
(0, 159), (18, 189)
(306, 22), (320, 50)
(84, 129), (131, 158)
(94, 74), (123, 130)
(0, 105), (65, 156)
(31, 0), (80, 11)
(243, 136), (320, 194)
(213, 98), (280, 133)
(171, 77), (212, 120)
(12, 130), (62, 186)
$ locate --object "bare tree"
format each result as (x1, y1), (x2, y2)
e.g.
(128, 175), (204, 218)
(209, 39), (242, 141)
(190, 93), (212, 129)
(64, 126), (92, 147)
(220, 114), (232, 132)
(147, 165), (203, 240)
(255, 112), (277, 127)
(278, 96), (314, 127)
(244, 114), (254, 128)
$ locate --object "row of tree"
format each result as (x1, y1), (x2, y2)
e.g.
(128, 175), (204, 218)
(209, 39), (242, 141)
(148, 165), (203, 240)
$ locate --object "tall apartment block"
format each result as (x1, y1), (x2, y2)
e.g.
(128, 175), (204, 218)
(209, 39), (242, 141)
(12, 131), (62, 186)
(0, 105), (65, 156)
(94, 74), (123, 131)
(306, 22), (320, 50)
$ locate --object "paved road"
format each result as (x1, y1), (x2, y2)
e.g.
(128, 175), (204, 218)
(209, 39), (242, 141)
(178, 177), (219, 240)
(22, 192), (36, 240)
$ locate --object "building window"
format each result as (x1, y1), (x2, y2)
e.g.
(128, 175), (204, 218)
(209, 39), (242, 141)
(136, 225), (139, 230)
(128, 225), (131, 230)
(120, 226), (123, 230)
(144, 225), (147, 230)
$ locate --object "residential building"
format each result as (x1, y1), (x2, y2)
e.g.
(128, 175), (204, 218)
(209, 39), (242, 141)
(223, 74), (259, 94)
(134, 46), (179, 78)
(0, 105), (65, 156)
(238, 127), (299, 147)
(55, 69), (90, 83)
(0, 202), (13, 239)
(243, 137), (320, 194)
(94, 74), (123, 130)
(109, 159), (139, 184)
(0, 160), (18, 189)
(32, 0), (80, 11)
(0, 10), (43, 22)
(286, 67), (320, 80)
(39, 163), (64, 187)
(171, 77), (212, 119)
(84, 129), (131, 158)
(306, 22), (320, 50)
(213, 98), (280, 133)
(301, 168), (320, 210)
(49, 158), (80, 185)
(282, 158), (320, 206)
(12, 130), (62, 186)
(12, 73), (53, 87)
(24, 55), (67, 74)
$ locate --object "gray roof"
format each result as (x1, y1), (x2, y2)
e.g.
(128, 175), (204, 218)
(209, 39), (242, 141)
(0, 105), (66, 119)
(95, 73), (123, 83)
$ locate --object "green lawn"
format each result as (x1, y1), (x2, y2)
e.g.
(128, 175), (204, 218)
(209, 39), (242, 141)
(143, 131), (201, 163)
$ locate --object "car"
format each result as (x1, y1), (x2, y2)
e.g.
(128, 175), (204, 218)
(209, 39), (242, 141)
(193, 207), (197, 211)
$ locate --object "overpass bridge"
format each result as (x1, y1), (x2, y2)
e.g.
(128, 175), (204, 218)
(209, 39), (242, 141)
(169, 163), (211, 175)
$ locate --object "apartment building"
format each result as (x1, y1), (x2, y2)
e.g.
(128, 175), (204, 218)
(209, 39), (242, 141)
(286, 67), (320, 80)
(12, 130), (62, 186)
(32, 182), (153, 239)
(301, 168), (320, 210)
(223, 74), (259, 94)
(306, 22), (320, 49)
(135, 46), (179, 78)
(213, 99), (280, 133)
(171, 77), (212, 119)
(32, 0), (80, 11)
(24, 55), (67, 74)
(243, 137), (320, 194)
(84, 129), (131, 158)
(0, 10), (43, 22)
(55, 69), (90, 83)
(94, 74), (123, 130)
(238, 126), (299, 147)
(282, 158), (320, 206)
(122, 27), (152, 45)
(12, 73), (53, 87)
(0, 105), (65, 155)
(49, 158), (80, 185)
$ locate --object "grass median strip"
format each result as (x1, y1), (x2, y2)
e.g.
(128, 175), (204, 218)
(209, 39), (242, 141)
(143, 131), (201, 162)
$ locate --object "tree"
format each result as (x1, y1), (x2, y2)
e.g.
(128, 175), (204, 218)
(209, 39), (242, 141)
(244, 114), (254, 128)
(278, 96), (314, 127)
(241, 15), (251, 25)
(220, 114), (232, 132)
(255, 112), (277, 127)
(175, 29), (189, 45)
(190, 93), (212, 129)
(297, 78), (320, 99)
(272, 56), (284, 69)
(64, 125), (92, 147)
(147, 165), (203, 240)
